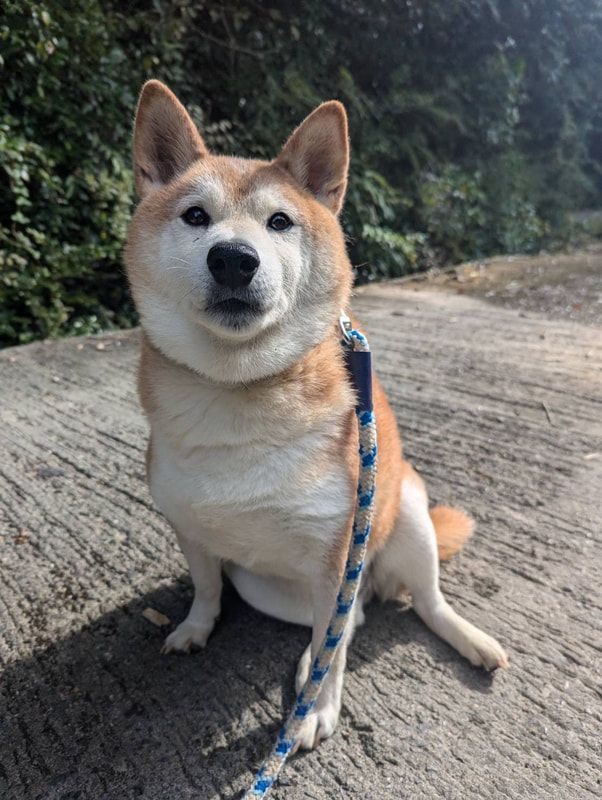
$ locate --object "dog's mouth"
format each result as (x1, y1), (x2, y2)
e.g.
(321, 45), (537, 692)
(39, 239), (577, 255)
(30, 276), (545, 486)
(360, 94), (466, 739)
(205, 297), (264, 328)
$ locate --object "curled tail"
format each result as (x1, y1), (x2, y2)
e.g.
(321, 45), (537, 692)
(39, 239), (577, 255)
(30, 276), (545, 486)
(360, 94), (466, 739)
(429, 506), (474, 561)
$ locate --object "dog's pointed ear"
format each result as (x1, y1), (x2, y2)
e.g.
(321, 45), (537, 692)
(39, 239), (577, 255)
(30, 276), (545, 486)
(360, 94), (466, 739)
(133, 80), (208, 197)
(275, 101), (349, 215)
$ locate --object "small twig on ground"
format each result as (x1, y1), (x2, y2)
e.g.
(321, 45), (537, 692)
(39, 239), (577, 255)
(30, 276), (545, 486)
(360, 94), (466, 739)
(541, 401), (554, 426)
(142, 607), (170, 627)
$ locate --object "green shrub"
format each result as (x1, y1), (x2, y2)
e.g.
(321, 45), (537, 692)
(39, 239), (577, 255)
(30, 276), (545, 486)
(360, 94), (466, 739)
(1, 0), (601, 346)
(0, 1), (138, 343)
(417, 167), (488, 263)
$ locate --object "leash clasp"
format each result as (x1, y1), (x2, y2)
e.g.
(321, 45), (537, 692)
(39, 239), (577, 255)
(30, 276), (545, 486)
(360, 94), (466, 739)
(339, 312), (373, 413)
(339, 312), (353, 343)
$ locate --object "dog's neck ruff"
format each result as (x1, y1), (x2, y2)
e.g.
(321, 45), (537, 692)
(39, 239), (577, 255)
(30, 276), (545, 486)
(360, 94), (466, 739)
(244, 314), (378, 798)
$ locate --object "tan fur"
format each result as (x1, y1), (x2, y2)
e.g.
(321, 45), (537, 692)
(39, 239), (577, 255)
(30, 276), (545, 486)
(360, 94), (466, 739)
(430, 505), (475, 561)
(127, 76), (481, 596)
(124, 81), (507, 751)
(138, 325), (354, 437)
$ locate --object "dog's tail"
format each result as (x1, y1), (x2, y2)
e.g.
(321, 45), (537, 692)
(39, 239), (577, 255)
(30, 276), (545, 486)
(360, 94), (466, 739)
(429, 506), (474, 561)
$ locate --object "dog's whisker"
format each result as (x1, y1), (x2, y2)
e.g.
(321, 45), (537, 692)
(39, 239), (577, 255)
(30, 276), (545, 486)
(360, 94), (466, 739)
(163, 265), (191, 274)
(175, 285), (199, 305)
(167, 256), (195, 267)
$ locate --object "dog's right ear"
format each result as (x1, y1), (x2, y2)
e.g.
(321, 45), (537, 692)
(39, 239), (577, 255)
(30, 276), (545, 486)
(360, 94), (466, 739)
(133, 80), (208, 197)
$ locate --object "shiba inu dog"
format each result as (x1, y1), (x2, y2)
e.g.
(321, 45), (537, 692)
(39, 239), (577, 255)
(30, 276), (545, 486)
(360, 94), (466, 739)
(124, 80), (508, 750)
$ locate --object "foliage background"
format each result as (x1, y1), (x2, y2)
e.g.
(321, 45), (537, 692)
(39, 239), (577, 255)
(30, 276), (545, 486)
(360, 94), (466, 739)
(1, 0), (602, 346)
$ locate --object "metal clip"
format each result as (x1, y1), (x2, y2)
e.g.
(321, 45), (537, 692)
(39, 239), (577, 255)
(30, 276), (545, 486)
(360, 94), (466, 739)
(339, 312), (352, 343)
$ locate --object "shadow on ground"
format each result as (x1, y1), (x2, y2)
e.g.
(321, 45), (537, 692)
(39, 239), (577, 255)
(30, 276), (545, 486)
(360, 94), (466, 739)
(1, 578), (493, 800)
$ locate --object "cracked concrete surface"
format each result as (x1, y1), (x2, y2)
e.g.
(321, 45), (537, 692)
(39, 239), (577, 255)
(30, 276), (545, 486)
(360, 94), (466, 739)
(1, 277), (601, 799)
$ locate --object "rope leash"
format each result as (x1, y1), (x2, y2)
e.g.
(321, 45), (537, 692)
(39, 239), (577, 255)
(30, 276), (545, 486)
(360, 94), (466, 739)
(244, 314), (378, 798)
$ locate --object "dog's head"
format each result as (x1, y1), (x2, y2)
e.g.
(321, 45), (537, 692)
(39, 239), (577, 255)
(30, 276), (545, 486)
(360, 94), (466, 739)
(125, 80), (353, 384)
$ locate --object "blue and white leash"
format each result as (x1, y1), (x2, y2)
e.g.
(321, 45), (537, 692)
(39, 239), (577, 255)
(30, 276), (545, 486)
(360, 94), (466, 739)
(244, 313), (378, 798)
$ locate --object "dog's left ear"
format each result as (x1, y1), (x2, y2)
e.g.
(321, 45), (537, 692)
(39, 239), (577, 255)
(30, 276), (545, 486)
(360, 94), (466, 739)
(275, 101), (349, 215)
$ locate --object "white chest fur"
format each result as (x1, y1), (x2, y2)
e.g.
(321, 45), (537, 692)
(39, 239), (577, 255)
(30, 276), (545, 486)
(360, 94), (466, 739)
(145, 355), (354, 580)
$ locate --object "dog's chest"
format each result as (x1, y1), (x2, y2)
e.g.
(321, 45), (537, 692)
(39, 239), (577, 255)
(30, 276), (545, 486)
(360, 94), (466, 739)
(149, 381), (354, 578)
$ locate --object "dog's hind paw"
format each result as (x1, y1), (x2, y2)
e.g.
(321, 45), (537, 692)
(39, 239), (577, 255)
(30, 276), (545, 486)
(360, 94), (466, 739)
(464, 629), (509, 671)
(161, 618), (214, 653)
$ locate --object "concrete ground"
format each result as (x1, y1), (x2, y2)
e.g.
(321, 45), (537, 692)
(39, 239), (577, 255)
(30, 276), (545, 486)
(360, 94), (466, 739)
(1, 250), (601, 799)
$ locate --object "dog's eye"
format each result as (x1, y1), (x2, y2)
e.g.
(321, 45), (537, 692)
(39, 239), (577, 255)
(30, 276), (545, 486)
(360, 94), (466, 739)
(267, 212), (293, 232)
(182, 206), (210, 226)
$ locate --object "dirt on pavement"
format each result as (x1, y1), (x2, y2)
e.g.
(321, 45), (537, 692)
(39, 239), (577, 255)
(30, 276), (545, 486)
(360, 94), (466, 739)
(393, 243), (602, 326)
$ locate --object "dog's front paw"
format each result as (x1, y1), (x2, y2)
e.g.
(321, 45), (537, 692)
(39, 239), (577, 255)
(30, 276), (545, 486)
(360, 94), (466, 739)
(161, 618), (214, 654)
(294, 702), (340, 751)
(464, 629), (509, 671)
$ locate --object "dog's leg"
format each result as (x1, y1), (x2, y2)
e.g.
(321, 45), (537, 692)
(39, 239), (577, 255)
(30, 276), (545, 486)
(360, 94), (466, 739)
(162, 531), (222, 653)
(372, 470), (508, 670)
(293, 571), (362, 750)
(295, 579), (369, 694)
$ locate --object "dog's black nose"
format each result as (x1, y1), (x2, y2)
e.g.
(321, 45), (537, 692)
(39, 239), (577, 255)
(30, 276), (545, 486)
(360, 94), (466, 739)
(207, 242), (260, 289)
